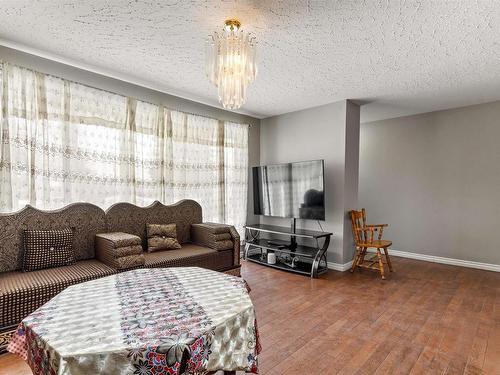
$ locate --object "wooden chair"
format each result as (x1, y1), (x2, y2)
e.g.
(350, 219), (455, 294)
(349, 208), (393, 279)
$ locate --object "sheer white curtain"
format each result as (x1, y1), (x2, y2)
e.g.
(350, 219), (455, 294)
(0, 62), (249, 234)
(168, 110), (224, 223)
(0, 63), (133, 209)
(224, 122), (249, 235)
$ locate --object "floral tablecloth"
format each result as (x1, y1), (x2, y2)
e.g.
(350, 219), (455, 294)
(8, 267), (260, 375)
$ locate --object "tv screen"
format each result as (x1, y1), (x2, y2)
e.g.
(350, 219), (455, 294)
(253, 160), (325, 220)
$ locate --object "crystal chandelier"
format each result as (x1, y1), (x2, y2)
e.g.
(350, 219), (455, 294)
(206, 19), (257, 109)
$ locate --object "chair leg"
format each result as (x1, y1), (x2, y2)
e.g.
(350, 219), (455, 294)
(359, 247), (367, 266)
(350, 248), (360, 273)
(376, 248), (386, 280)
(383, 247), (393, 272)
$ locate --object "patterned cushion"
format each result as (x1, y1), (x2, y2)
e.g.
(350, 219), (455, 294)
(0, 260), (115, 327)
(95, 232), (142, 248)
(95, 233), (145, 270)
(23, 228), (75, 272)
(146, 224), (181, 252)
(194, 222), (233, 234)
(190, 223), (234, 251)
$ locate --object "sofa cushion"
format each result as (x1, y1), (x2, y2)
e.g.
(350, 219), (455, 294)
(23, 228), (75, 272)
(0, 260), (115, 327)
(146, 223), (181, 252)
(95, 233), (145, 270)
(193, 222), (232, 235)
(143, 244), (234, 270)
(101, 252), (145, 270)
(191, 223), (234, 251)
(95, 232), (142, 248)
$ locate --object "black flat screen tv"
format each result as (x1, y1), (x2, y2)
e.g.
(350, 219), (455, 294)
(253, 159), (325, 220)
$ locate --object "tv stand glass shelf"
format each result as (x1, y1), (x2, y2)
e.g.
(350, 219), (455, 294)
(243, 223), (332, 278)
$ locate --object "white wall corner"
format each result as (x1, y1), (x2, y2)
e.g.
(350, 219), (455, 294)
(327, 260), (353, 272)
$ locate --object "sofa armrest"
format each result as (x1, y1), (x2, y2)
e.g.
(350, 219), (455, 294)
(191, 223), (240, 266)
(95, 232), (145, 270)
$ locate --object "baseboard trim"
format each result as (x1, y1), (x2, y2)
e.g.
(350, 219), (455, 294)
(367, 248), (500, 273)
(327, 260), (353, 272)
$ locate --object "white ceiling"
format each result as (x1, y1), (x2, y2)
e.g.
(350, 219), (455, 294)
(0, 0), (499, 122)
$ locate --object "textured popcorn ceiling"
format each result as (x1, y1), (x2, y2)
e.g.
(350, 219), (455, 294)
(0, 0), (499, 121)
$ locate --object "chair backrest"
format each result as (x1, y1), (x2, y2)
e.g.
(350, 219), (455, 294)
(350, 208), (367, 245)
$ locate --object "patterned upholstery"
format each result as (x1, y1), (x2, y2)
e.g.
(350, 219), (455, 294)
(0, 260), (115, 327)
(107, 255), (145, 270)
(191, 223), (234, 250)
(0, 203), (106, 273)
(0, 199), (240, 354)
(95, 232), (141, 248)
(95, 232), (145, 270)
(146, 223), (181, 252)
(229, 226), (241, 267)
(105, 200), (202, 246)
(23, 228), (75, 271)
(143, 244), (234, 271)
(191, 223), (240, 266)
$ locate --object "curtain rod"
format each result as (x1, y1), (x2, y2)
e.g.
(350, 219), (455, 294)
(0, 60), (251, 127)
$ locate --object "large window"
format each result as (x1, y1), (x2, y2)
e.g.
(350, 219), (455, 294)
(0, 62), (249, 234)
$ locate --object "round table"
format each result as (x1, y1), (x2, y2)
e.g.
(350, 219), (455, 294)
(8, 267), (260, 375)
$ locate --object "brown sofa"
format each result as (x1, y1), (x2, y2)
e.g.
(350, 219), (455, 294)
(0, 200), (240, 352)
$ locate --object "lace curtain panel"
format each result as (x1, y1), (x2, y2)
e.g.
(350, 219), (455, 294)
(0, 63), (249, 235)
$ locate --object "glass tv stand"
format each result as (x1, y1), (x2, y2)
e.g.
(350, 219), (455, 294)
(243, 223), (332, 278)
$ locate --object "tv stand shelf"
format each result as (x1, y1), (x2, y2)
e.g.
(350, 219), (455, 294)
(243, 224), (332, 278)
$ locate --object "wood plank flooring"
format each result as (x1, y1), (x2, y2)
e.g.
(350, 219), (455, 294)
(1, 257), (499, 374)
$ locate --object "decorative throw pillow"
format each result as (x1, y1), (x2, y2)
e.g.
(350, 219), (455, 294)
(146, 223), (181, 252)
(23, 228), (75, 272)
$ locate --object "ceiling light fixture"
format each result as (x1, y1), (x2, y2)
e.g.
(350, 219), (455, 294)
(206, 18), (257, 110)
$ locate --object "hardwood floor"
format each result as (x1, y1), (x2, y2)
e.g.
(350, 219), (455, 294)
(1, 257), (499, 374)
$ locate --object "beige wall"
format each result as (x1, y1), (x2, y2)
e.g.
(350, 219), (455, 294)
(0, 45), (261, 224)
(260, 100), (360, 264)
(360, 101), (500, 265)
